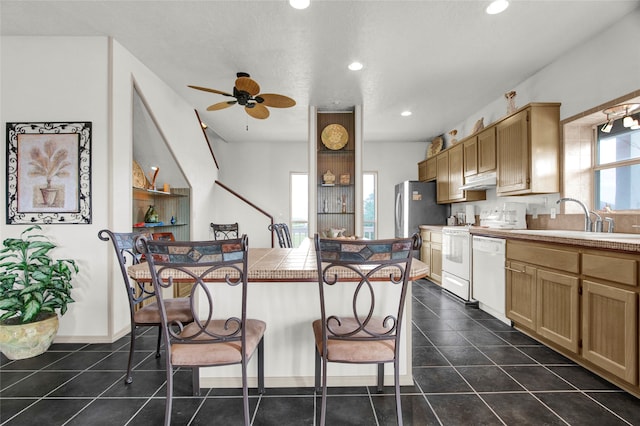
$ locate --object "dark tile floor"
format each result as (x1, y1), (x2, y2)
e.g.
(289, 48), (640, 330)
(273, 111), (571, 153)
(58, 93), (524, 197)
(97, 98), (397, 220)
(2, 279), (640, 425)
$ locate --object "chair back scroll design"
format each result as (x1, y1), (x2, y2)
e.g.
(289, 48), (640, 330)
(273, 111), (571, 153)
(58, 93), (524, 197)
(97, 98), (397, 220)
(268, 223), (292, 248)
(210, 222), (239, 240)
(313, 233), (421, 426)
(138, 235), (265, 426)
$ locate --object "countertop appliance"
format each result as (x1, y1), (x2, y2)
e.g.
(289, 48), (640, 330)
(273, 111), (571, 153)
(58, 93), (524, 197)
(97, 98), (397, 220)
(395, 181), (448, 238)
(472, 235), (509, 324)
(441, 226), (473, 301)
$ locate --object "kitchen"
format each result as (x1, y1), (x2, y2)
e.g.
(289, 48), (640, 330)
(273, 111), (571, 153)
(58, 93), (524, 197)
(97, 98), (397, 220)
(2, 1), (640, 423)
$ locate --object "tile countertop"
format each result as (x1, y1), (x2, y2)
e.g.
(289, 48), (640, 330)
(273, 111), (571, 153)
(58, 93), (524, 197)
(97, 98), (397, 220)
(468, 227), (640, 253)
(128, 238), (430, 282)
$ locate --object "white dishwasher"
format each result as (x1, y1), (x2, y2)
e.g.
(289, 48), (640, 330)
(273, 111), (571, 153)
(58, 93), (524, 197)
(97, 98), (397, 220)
(472, 236), (510, 325)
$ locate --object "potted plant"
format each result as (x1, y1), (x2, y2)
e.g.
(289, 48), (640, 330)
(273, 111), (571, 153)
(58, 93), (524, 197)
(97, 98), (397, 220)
(0, 225), (78, 360)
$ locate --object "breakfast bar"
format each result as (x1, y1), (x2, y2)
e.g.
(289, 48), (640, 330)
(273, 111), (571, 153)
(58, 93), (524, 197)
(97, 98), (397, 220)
(128, 238), (429, 389)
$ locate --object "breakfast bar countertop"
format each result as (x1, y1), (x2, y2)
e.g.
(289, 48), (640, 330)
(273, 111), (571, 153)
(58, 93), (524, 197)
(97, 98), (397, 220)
(127, 238), (430, 282)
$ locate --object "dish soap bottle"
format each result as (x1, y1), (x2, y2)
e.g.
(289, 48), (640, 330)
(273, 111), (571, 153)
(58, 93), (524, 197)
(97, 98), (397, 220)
(144, 205), (159, 223)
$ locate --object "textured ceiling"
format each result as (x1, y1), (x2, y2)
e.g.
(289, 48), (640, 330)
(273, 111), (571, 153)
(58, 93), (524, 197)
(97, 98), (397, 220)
(2, 0), (638, 144)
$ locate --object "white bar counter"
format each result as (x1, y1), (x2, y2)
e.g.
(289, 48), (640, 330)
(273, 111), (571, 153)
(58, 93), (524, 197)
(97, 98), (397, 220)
(128, 238), (429, 388)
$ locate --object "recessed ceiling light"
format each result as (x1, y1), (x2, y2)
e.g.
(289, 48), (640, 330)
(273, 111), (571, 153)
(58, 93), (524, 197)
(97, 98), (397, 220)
(486, 0), (509, 15)
(401, 111), (412, 117)
(289, 0), (310, 10)
(348, 62), (363, 71)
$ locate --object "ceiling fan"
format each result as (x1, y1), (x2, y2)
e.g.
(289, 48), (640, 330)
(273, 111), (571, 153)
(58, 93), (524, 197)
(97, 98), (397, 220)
(188, 72), (296, 119)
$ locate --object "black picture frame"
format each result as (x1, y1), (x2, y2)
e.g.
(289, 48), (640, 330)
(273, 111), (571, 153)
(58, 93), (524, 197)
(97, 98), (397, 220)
(6, 121), (92, 224)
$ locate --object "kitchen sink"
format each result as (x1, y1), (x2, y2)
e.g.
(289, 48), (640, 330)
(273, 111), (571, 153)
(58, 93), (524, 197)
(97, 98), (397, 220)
(509, 230), (640, 240)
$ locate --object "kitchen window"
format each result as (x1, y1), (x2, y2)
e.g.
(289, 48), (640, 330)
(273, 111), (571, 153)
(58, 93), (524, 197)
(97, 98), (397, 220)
(595, 120), (640, 210)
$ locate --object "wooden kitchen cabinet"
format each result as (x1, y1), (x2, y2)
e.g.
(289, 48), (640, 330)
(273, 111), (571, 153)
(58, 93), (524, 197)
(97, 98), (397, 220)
(506, 240), (580, 353)
(463, 127), (496, 177)
(506, 260), (537, 330)
(496, 103), (560, 195)
(418, 157), (437, 182)
(581, 250), (638, 385)
(435, 145), (485, 204)
(419, 228), (443, 285)
(582, 280), (637, 384)
(536, 269), (580, 353)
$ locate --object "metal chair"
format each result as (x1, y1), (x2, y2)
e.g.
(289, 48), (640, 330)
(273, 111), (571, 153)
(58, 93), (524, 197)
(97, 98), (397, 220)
(138, 235), (266, 426)
(268, 223), (292, 248)
(98, 229), (193, 385)
(210, 222), (239, 240)
(312, 233), (421, 426)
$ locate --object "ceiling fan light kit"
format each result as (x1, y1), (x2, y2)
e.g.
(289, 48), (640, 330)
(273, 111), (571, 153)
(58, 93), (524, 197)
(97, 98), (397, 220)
(188, 72), (295, 120)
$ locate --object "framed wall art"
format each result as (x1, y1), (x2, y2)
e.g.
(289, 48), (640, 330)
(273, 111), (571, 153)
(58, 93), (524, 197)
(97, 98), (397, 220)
(6, 122), (92, 224)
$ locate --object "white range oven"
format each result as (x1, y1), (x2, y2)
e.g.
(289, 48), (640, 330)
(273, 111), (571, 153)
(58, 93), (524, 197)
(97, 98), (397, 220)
(441, 226), (472, 301)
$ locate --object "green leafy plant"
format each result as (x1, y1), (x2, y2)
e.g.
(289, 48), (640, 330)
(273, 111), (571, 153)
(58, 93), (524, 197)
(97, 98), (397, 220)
(0, 225), (78, 324)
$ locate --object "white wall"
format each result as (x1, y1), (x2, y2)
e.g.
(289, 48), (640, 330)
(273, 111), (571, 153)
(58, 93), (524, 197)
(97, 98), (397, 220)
(1, 37), (111, 339)
(1, 36), (218, 342)
(212, 139), (307, 247)
(447, 8), (640, 217)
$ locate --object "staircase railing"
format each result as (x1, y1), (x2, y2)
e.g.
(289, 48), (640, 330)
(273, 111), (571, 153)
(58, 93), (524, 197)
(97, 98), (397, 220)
(215, 180), (275, 247)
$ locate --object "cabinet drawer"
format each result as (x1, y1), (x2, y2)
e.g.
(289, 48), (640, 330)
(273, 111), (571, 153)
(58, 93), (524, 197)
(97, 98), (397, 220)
(507, 241), (579, 274)
(582, 254), (637, 287)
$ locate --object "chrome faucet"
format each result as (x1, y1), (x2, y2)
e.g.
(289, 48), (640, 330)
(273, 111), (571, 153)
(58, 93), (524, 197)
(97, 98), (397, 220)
(590, 211), (603, 232)
(604, 217), (615, 233)
(556, 198), (592, 232)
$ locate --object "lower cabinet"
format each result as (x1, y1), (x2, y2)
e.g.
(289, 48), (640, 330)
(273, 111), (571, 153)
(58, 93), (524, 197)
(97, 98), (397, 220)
(420, 228), (443, 285)
(505, 239), (640, 393)
(582, 280), (638, 384)
(536, 269), (580, 353)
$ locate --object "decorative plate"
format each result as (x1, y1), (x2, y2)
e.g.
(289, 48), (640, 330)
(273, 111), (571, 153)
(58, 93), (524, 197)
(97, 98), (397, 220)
(321, 124), (349, 150)
(427, 136), (443, 158)
(132, 160), (148, 188)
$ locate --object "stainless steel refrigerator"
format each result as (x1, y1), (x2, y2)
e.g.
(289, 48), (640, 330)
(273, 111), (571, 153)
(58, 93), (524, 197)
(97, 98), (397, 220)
(395, 181), (449, 238)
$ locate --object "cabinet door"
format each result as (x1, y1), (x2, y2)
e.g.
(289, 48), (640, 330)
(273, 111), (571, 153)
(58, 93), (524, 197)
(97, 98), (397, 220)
(497, 109), (529, 193)
(448, 144), (464, 201)
(582, 280), (638, 384)
(430, 243), (442, 285)
(418, 160), (428, 182)
(477, 127), (496, 173)
(506, 260), (536, 330)
(463, 138), (478, 177)
(425, 157), (437, 181)
(436, 152), (449, 203)
(420, 229), (431, 266)
(536, 269), (580, 353)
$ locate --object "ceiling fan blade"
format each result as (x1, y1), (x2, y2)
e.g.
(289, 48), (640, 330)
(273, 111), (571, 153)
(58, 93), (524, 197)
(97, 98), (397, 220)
(207, 100), (237, 111)
(258, 93), (296, 108)
(188, 85), (233, 97)
(235, 76), (260, 96)
(245, 104), (270, 119)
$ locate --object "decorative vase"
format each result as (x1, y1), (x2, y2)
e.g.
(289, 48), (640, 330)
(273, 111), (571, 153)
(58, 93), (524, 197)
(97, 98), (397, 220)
(0, 313), (59, 360)
(144, 205), (159, 223)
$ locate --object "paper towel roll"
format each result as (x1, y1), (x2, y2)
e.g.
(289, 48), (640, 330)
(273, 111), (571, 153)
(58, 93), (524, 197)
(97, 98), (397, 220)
(465, 205), (475, 225)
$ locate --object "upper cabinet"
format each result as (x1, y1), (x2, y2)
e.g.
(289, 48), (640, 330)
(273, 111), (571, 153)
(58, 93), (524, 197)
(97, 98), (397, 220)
(419, 102), (560, 202)
(418, 157), (437, 182)
(496, 103), (560, 195)
(435, 144), (486, 204)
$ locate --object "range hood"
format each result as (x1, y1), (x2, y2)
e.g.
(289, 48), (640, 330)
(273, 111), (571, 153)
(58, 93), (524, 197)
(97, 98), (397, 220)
(459, 171), (497, 191)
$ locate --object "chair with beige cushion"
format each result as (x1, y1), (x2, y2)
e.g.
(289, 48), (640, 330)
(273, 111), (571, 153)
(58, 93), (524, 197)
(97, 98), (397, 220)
(312, 233), (421, 426)
(139, 235), (266, 426)
(98, 229), (193, 385)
